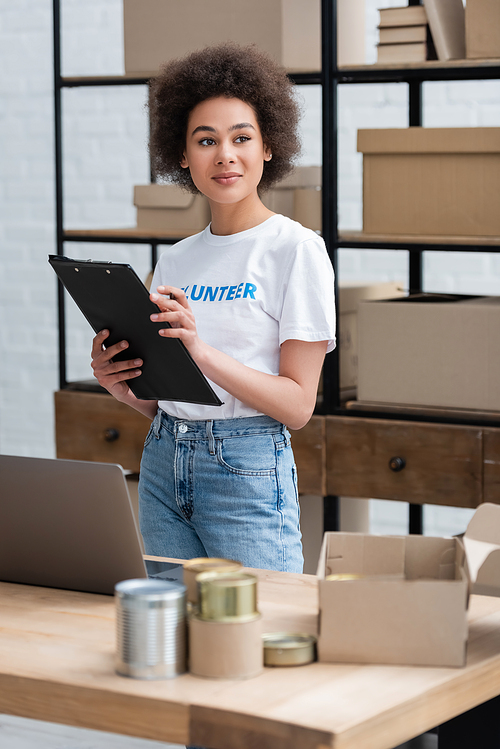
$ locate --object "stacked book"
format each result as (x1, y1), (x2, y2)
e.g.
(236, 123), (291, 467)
(377, 5), (430, 64)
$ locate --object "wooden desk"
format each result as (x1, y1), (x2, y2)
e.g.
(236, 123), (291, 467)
(1, 565), (500, 749)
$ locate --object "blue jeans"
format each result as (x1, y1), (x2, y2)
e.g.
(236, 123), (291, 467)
(138, 409), (303, 573)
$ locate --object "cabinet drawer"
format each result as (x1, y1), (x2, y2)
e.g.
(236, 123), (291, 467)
(484, 429), (500, 504)
(326, 416), (482, 508)
(290, 416), (326, 496)
(55, 390), (151, 474)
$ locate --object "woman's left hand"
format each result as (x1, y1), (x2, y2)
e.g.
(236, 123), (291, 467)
(150, 286), (204, 360)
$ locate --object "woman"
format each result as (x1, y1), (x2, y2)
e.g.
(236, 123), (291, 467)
(91, 43), (335, 573)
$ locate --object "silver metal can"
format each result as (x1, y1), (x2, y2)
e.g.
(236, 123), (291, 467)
(115, 578), (187, 679)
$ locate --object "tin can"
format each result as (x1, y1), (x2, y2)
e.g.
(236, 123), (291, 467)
(196, 571), (258, 622)
(115, 578), (186, 679)
(263, 632), (317, 667)
(183, 557), (242, 604)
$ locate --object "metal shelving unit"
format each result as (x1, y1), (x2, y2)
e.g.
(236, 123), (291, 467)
(53, 0), (500, 534)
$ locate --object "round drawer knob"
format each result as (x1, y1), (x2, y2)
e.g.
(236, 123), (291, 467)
(104, 428), (120, 443)
(389, 456), (406, 472)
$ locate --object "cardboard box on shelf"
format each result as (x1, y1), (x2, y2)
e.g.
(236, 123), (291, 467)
(466, 0), (500, 59)
(123, 0), (320, 76)
(316, 503), (500, 667)
(133, 184), (210, 234)
(357, 294), (500, 412)
(337, 281), (405, 392)
(423, 0), (465, 61)
(358, 127), (500, 236)
(337, 0), (365, 67)
(261, 166), (322, 232)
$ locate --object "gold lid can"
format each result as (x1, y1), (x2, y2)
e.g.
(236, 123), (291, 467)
(197, 571), (259, 622)
(263, 632), (317, 667)
(183, 557), (242, 604)
(184, 557), (242, 575)
(325, 573), (365, 581)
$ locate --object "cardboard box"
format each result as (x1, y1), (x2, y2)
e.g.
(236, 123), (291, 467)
(423, 0), (465, 61)
(134, 184), (210, 234)
(316, 503), (500, 667)
(337, 0), (365, 67)
(357, 294), (500, 412)
(358, 127), (500, 236)
(262, 166), (321, 232)
(337, 281), (404, 392)
(123, 0), (320, 76)
(466, 0), (500, 59)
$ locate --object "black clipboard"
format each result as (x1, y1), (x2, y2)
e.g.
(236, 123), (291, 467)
(49, 255), (223, 406)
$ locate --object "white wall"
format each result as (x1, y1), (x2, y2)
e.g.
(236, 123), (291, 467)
(1, 0), (498, 537)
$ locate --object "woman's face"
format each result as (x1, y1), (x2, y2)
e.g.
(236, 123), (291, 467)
(181, 96), (272, 207)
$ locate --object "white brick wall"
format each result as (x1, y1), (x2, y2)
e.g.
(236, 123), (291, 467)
(1, 0), (498, 536)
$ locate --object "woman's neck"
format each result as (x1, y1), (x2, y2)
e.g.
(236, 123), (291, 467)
(208, 195), (275, 236)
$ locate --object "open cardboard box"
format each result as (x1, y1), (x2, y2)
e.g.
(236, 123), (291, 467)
(337, 281), (404, 392)
(357, 293), (500, 412)
(316, 503), (500, 667)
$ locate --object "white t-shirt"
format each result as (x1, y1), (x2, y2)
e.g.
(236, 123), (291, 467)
(151, 214), (336, 420)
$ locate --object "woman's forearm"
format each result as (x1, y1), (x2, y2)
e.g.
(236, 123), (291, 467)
(195, 338), (327, 430)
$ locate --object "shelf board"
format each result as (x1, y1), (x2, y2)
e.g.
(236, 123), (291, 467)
(337, 58), (500, 83)
(59, 60), (500, 87)
(64, 228), (191, 244)
(60, 74), (152, 87)
(345, 399), (500, 426)
(60, 71), (322, 87)
(338, 231), (500, 251)
(63, 228), (500, 250)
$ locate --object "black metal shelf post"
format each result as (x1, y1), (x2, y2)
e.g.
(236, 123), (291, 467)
(321, 0), (340, 531)
(52, 0), (66, 390)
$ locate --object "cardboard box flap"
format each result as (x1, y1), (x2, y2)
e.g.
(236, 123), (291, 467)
(357, 127), (500, 155)
(404, 535), (457, 580)
(320, 533), (405, 577)
(463, 503), (500, 597)
(134, 184), (195, 209)
(339, 283), (405, 314)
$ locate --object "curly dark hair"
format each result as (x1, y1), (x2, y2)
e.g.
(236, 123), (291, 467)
(148, 43), (301, 193)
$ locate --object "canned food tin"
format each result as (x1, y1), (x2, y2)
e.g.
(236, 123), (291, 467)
(115, 578), (186, 679)
(263, 632), (317, 667)
(197, 571), (259, 622)
(183, 557), (242, 604)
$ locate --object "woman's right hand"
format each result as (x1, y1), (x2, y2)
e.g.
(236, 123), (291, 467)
(90, 329), (143, 402)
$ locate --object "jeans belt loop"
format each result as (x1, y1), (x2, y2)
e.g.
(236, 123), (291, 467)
(206, 420), (216, 456)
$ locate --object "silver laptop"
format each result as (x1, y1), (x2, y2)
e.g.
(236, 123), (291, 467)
(0, 454), (181, 595)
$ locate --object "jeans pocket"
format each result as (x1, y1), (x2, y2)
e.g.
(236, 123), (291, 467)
(216, 434), (277, 475)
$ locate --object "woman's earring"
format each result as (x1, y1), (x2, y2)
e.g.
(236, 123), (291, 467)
(267, 154), (273, 161)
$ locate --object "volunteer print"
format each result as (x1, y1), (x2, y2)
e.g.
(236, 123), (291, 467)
(182, 283), (257, 302)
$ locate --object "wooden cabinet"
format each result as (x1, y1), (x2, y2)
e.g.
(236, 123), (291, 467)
(484, 429), (500, 504)
(55, 390), (150, 474)
(290, 416), (326, 496)
(326, 415), (500, 508)
(55, 391), (326, 495)
(55, 393), (500, 508)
